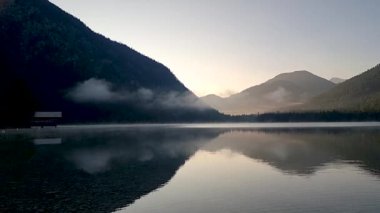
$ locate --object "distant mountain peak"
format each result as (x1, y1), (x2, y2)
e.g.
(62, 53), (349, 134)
(271, 70), (319, 81)
(202, 71), (335, 115)
(277, 70), (312, 75)
(329, 77), (346, 84)
(202, 94), (223, 99)
(283, 70), (311, 74)
(266, 70), (333, 91)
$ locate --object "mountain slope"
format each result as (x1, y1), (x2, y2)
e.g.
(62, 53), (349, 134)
(202, 71), (335, 115)
(300, 64), (380, 112)
(330, 77), (345, 84)
(0, 0), (222, 127)
(200, 94), (225, 109)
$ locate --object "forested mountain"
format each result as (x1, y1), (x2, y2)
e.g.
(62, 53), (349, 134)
(0, 0), (223, 128)
(201, 71), (335, 115)
(299, 64), (380, 112)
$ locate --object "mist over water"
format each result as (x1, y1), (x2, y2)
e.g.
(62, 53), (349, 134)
(1, 123), (380, 212)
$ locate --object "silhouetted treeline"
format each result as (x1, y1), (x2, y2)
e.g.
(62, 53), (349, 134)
(253, 111), (380, 122)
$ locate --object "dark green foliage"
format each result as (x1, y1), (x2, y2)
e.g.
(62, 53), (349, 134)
(255, 111), (380, 122)
(301, 64), (380, 111)
(0, 0), (223, 127)
(226, 111), (380, 122)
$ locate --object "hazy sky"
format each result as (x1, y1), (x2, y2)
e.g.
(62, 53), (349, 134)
(50, 0), (380, 97)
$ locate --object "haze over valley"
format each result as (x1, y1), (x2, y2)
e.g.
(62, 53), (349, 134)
(1, 0), (380, 127)
(2, 1), (380, 213)
(201, 66), (380, 115)
(201, 70), (336, 114)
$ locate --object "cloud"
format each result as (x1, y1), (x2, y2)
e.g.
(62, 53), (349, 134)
(136, 88), (154, 101)
(67, 78), (209, 110)
(156, 91), (208, 110)
(67, 78), (116, 102)
(265, 87), (290, 103)
(67, 149), (116, 174)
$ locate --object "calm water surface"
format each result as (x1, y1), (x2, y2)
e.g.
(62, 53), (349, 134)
(1, 123), (380, 212)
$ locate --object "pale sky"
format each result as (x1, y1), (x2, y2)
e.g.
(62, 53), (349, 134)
(50, 0), (380, 97)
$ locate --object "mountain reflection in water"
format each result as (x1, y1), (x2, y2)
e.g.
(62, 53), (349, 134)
(0, 124), (380, 212)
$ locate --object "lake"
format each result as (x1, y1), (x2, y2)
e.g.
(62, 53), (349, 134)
(1, 123), (380, 212)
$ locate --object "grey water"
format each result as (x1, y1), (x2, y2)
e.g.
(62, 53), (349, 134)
(1, 123), (380, 212)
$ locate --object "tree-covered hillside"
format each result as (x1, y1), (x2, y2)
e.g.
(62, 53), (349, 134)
(0, 0), (223, 127)
(300, 64), (380, 112)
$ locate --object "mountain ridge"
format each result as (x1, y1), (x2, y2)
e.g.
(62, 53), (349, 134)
(329, 77), (345, 84)
(0, 0), (222, 127)
(201, 70), (335, 115)
(298, 64), (380, 112)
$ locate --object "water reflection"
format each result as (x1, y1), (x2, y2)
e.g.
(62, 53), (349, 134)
(0, 127), (221, 212)
(0, 125), (380, 212)
(34, 138), (62, 145)
(123, 127), (380, 213)
(204, 128), (380, 176)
